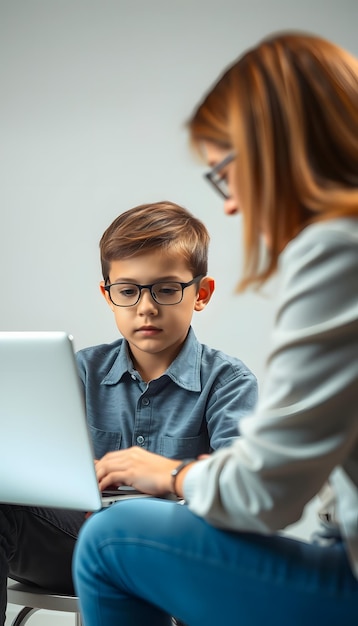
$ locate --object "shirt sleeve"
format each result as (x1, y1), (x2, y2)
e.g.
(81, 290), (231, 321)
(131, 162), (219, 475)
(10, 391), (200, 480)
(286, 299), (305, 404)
(204, 366), (258, 450)
(183, 221), (358, 533)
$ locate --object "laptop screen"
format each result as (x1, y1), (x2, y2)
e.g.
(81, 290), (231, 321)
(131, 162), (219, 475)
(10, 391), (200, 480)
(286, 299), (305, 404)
(0, 331), (102, 511)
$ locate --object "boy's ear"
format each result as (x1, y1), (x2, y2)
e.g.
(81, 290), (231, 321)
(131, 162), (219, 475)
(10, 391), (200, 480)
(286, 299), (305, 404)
(194, 276), (215, 312)
(100, 281), (115, 310)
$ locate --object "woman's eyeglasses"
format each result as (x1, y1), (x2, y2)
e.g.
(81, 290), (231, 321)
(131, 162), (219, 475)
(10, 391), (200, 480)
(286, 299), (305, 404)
(204, 152), (236, 199)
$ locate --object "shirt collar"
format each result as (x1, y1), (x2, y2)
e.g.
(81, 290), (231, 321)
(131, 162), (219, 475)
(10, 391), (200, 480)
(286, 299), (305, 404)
(101, 327), (202, 392)
(165, 327), (202, 392)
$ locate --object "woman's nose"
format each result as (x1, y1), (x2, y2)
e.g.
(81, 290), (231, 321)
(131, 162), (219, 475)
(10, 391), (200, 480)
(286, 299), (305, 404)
(223, 197), (239, 215)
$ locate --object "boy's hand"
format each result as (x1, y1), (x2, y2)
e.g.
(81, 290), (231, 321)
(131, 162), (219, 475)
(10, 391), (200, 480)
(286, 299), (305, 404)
(95, 447), (184, 497)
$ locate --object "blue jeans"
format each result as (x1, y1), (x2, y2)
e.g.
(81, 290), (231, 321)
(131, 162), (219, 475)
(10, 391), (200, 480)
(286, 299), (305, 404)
(73, 498), (358, 626)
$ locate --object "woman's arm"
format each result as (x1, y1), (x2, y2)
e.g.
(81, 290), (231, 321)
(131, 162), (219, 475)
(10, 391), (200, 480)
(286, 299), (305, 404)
(183, 220), (358, 532)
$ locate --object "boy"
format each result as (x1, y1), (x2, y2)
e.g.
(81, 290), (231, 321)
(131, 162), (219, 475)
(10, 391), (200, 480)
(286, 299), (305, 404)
(78, 201), (257, 462)
(1, 201), (257, 624)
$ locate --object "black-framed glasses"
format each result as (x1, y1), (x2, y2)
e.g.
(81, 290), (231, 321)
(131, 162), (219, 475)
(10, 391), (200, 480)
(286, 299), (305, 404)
(104, 275), (204, 307)
(204, 152), (236, 199)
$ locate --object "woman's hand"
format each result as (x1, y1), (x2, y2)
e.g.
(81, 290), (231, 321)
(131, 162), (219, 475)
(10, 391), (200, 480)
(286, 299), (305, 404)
(95, 447), (185, 497)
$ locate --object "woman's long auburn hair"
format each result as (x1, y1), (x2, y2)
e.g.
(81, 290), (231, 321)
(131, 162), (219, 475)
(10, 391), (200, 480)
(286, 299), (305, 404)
(188, 32), (358, 290)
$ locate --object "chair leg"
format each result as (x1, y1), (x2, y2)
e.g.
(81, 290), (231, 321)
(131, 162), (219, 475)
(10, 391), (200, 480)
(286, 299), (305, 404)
(10, 607), (39, 626)
(10, 606), (81, 626)
(75, 612), (82, 626)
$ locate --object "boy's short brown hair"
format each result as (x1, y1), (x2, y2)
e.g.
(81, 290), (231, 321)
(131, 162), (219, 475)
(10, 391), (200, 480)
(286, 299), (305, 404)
(100, 201), (209, 282)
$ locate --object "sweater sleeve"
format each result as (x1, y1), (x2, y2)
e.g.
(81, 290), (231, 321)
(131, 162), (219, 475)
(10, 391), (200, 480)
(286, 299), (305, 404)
(183, 220), (358, 534)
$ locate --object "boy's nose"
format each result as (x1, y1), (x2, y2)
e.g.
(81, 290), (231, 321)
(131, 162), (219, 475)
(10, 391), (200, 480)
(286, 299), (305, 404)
(136, 289), (158, 314)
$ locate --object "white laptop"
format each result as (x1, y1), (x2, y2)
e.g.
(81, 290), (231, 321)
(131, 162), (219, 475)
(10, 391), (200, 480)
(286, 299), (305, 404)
(0, 331), (148, 511)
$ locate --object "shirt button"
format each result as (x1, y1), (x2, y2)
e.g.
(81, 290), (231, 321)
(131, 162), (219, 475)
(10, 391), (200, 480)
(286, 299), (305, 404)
(136, 435), (145, 445)
(142, 397), (150, 406)
(131, 374), (136, 380)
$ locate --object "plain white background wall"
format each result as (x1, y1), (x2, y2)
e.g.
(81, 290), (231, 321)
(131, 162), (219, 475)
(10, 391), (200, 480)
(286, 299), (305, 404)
(1, 0), (358, 384)
(2, 1), (358, 623)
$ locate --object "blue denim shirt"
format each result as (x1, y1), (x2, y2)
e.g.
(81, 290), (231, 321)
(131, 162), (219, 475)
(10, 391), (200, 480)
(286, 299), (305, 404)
(76, 327), (258, 460)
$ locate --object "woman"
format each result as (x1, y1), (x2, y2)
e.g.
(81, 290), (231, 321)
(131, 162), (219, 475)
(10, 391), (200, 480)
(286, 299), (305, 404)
(73, 32), (358, 625)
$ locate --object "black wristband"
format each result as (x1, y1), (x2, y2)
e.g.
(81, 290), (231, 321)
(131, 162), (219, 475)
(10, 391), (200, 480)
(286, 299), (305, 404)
(170, 458), (196, 495)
